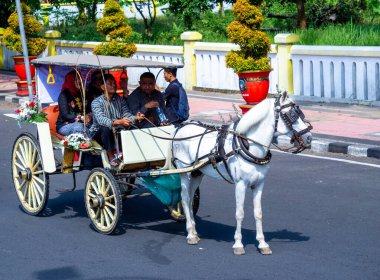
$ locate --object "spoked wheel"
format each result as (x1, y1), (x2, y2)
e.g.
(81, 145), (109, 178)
(84, 168), (122, 234)
(12, 133), (49, 215)
(168, 188), (200, 222)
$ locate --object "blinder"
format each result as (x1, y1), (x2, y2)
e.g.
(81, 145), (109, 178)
(274, 95), (313, 153)
(283, 105), (305, 124)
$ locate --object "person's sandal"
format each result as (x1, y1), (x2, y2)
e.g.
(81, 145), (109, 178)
(110, 157), (121, 167)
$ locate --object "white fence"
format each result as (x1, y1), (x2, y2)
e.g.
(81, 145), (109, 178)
(194, 42), (279, 93)
(291, 46), (380, 103)
(2, 39), (380, 104)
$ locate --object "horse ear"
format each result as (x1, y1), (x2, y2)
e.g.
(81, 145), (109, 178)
(281, 91), (288, 101)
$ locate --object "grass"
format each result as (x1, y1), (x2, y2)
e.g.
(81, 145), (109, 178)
(297, 23), (380, 46)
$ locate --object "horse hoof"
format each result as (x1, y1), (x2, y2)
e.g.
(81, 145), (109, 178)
(233, 247), (246, 255)
(187, 237), (200, 245)
(259, 247), (272, 255)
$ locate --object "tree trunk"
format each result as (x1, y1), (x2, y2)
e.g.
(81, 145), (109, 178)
(218, 0), (225, 17)
(296, 0), (307, 29)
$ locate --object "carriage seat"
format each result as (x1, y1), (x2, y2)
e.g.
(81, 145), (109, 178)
(41, 105), (65, 140)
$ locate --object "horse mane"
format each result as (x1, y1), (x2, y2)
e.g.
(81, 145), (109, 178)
(236, 98), (273, 134)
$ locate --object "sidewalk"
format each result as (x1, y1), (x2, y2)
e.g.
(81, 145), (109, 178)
(1, 70), (379, 159)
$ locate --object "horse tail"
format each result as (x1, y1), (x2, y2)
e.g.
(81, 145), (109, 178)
(161, 139), (175, 170)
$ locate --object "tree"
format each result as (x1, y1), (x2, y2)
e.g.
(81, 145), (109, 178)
(49, 0), (100, 22)
(132, 0), (157, 37)
(265, 0), (306, 28)
(165, 0), (213, 29)
(0, 0), (41, 28)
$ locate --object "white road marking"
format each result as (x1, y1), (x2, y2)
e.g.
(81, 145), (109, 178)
(272, 149), (380, 168)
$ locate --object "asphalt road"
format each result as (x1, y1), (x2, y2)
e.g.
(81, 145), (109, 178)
(0, 102), (379, 280)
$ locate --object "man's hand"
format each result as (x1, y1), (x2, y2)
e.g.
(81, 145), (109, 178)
(159, 122), (169, 126)
(144, 100), (159, 109)
(135, 112), (145, 121)
(113, 117), (132, 127)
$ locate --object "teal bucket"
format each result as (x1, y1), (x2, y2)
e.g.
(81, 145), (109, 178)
(141, 174), (182, 206)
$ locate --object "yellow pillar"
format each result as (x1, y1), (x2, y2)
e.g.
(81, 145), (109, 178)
(0, 28), (5, 70)
(180, 31), (202, 91)
(44, 30), (61, 56)
(274, 33), (299, 94)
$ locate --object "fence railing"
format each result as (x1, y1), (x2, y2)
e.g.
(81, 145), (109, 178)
(1, 31), (380, 104)
(291, 46), (380, 103)
(193, 42), (279, 93)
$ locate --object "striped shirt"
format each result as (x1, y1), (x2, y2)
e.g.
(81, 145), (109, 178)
(89, 94), (135, 136)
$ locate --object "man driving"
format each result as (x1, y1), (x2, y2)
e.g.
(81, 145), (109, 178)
(126, 72), (168, 128)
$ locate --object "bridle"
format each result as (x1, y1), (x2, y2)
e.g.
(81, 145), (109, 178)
(273, 95), (313, 154)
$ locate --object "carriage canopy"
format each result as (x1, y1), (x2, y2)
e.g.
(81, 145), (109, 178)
(31, 54), (184, 104)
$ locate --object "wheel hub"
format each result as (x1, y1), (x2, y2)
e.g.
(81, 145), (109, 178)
(89, 194), (105, 209)
(19, 168), (32, 181)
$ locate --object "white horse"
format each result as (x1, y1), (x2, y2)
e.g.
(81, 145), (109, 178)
(167, 92), (312, 255)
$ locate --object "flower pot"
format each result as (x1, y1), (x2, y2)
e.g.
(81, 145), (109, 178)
(13, 56), (37, 81)
(16, 80), (36, 97)
(238, 70), (271, 105)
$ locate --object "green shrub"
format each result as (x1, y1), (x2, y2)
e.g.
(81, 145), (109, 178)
(2, 3), (47, 56)
(93, 0), (136, 57)
(226, 0), (271, 73)
(94, 40), (137, 57)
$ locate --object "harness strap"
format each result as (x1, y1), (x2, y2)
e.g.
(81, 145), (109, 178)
(232, 121), (272, 165)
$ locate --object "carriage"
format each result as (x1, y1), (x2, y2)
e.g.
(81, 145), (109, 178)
(9, 54), (201, 235)
(8, 54), (313, 255)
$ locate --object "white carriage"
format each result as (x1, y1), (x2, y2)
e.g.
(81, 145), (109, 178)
(9, 54), (200, 234)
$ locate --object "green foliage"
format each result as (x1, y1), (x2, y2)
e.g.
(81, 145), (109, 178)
(93, 40), (137, 57)
(306, 0), (367, 27)
(0, 0), (40, 28)
(261, 0), (297, 30)
(226, 0), (271, 73)
(94, 0), (136, 57)
(2, 3), (47, 56)
(165, 0), (213, 29)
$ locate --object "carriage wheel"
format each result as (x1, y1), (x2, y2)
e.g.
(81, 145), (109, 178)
(84, 168), (122, 234)
(168, 188), (200, 222)
(12, 133), (49, 215)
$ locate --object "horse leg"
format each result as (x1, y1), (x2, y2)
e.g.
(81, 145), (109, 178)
(253, 181), (272, 255)
(181, 174), (201, 245)
(233, 180), (247, 255)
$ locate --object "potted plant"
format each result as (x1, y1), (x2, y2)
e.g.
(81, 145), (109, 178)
(225, 0), (271, 112)
(3, 3), (47, 82)
(93, 0), (137, 90)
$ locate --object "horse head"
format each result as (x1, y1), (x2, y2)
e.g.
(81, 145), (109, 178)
(274, 91), (313, 153)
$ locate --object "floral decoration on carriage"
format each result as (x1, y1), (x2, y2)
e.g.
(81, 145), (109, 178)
(61, 133), (92, 150)
(15, 98), (47, 126)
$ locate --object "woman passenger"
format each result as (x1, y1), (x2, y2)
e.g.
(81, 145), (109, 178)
(56, 71), (92, 136)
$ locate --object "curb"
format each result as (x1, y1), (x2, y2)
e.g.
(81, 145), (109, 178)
(276, 136), (380, 160)
(1, 93), (379, 160)
(0, 94), (28, 104)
